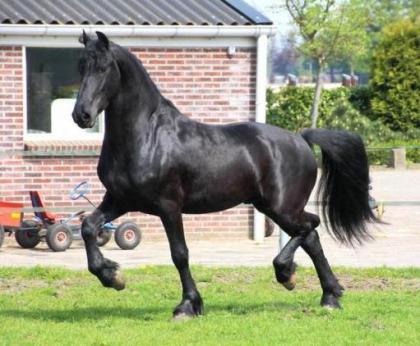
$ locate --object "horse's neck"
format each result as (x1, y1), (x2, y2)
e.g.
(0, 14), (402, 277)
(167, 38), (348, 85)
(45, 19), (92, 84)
(117, 50), (161, 113)
(104, 47), (163, 142)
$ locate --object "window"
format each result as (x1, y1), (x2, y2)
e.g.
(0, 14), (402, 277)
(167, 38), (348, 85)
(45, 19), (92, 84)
(26, 48), (103, 139)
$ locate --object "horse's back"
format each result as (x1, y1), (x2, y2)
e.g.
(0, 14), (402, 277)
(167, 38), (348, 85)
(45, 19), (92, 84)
(177, 119), (317, 213)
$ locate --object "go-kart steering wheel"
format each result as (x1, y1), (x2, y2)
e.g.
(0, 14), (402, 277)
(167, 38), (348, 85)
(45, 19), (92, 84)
(69, 181), (91, 200)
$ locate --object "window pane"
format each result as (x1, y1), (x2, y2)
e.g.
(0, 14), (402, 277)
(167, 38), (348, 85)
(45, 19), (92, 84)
(26, 48), (100, 135)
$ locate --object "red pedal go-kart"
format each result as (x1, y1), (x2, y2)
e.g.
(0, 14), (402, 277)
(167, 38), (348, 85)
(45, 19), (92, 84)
(0, 182), (141, 252)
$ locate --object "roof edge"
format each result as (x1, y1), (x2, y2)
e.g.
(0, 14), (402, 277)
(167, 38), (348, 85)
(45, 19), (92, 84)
(0, 24), (276, 38)
(221, 0), (273, 25)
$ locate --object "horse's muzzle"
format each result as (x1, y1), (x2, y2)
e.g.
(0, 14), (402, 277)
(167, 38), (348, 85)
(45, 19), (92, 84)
(72, 110), (95, 129)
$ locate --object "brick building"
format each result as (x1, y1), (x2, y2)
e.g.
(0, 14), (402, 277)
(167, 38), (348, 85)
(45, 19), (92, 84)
(0, 0), (275, 241)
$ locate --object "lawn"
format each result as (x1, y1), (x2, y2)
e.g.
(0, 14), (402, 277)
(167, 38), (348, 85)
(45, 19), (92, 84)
(0, 266), (419, 345)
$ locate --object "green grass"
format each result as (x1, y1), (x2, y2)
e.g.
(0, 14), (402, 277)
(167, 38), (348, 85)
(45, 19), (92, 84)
(0, 266), (419, 345)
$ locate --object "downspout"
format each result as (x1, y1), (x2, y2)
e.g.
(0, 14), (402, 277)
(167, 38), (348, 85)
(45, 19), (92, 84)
(253, 34), (268, 243)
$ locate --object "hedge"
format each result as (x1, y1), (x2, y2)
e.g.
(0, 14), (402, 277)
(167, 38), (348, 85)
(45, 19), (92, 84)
(370, 19), (420, 131)
(266, 86), (420, 165)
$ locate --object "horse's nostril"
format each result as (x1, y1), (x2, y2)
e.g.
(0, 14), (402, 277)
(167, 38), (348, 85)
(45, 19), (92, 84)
(81, 112), (91, 122)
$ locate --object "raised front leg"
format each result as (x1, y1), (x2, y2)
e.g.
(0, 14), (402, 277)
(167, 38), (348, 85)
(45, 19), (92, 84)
(82, 193), (126, 290)
(160, 208), (203, 319)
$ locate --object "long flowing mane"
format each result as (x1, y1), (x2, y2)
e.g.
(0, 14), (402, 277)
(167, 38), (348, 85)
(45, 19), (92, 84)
(112, 43), (162, 95)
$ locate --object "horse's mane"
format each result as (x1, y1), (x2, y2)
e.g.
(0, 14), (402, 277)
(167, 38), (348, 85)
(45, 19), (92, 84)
(110, 43), (163, 98)
(110, 43), (181, 114)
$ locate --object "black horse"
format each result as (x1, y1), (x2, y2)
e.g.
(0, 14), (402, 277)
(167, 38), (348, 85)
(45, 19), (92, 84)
(72, 31), (377, 318)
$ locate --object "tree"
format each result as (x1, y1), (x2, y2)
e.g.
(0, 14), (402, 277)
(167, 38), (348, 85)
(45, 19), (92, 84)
(271, 31), (300, 77)
(352, 0), (419, 76)
(370, 19), (420, 131)
(285, 0), (369, 127)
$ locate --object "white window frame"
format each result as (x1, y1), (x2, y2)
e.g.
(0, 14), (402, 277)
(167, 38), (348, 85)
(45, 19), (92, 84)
(23, 46), (104, 141)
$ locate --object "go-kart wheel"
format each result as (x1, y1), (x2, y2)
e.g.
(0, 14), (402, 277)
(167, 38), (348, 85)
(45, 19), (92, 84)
(0, 225), (5, 248)
(46, 224), (73, 252)
(15, 220), (41, 248)
(115, 222), (141, 250)
(97, 229), (112, 247)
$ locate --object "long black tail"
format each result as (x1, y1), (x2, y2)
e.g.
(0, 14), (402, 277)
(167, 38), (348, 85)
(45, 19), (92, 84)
(301, 128), (378, 246)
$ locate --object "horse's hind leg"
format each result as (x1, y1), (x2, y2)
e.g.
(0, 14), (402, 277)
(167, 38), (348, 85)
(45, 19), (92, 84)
(268, 211), (343, 308)
(160, 206), (203, 319)
(268, 212), (317, 290)
(272, 235), (303, 290)
(301, 229), (344, 308)
(81, 193), (126, 290)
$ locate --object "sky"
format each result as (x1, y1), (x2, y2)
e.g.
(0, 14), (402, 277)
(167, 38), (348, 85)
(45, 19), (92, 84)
(245, 0), (294, 46)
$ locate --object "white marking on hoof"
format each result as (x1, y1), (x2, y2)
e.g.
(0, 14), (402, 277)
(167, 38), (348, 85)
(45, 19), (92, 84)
(282, 272), (297, 291)
(113, 270), (126, 291)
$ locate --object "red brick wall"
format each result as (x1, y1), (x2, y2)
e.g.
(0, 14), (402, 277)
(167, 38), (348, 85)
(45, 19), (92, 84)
(0, 45), (256, 241)
(0, 46), (24, 151)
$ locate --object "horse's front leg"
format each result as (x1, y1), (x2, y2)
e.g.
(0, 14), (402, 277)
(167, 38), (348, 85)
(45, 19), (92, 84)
(160, 207), (203, 319)
(82, 193), (126, 290)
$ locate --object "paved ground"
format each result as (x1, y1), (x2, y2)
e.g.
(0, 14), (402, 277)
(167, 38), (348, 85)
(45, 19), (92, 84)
(1, 169), (419, 269)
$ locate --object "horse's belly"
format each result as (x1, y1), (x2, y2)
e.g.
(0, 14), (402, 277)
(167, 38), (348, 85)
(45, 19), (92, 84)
(182, 176), (256, 213)
(182, 196), (246, 214)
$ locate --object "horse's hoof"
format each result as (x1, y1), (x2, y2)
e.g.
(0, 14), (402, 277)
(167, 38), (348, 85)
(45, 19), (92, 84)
(172, 312), (193, 322)
(173, 297), (203, 319)
(111, 270), (126, 291)
(281, 272), (297, 291)
(321, 294), (342, 309)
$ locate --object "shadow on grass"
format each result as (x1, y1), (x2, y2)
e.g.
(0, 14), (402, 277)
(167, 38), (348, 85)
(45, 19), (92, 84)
(0, 300), (299, 322)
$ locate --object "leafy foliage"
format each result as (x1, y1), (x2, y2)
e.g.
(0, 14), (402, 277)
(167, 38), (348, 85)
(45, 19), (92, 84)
(284, 0), (370, 127)
(267, 86), (351, 131)
(370, 19), (420, 131)
(267, 86), (420, 164)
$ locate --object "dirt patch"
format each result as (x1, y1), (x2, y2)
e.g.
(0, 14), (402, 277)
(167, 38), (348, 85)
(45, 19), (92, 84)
(296, 274), (420, 291)
(0, 277), (88, 294)
(0, 278), (49, 294)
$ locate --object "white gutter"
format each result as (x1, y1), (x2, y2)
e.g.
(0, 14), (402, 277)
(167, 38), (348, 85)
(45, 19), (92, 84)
(253, 34), (269, 243)
(0, 24), (276, 38)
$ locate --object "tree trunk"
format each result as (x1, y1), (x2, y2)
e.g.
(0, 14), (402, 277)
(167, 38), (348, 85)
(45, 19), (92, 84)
(310, 60), (324, 128)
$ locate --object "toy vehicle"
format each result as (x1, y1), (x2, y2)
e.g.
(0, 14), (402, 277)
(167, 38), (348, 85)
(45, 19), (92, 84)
(68, 181), (142, 250)
(0, 200), (24, 248)
(0, 194), (81, 251)
(0, 182), (142, 252)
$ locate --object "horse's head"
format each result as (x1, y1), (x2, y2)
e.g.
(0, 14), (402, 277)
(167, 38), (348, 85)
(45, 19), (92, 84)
(72, 31), (120, 129)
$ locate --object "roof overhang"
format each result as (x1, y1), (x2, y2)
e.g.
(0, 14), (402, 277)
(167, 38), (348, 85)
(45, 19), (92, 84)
(0, 24), (276, 48)
(0, 24), (276, 38)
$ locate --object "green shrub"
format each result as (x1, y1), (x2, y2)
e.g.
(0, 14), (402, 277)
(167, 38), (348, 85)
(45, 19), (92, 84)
(367, 141), (420, 165)
(317, 100), (398, 146)
(266, 86), (420, 164)
(370, 19), (420, 131)
(348, 85), (373, 118)
(267, 86), (350, 132)
(266, 87), (313, 131)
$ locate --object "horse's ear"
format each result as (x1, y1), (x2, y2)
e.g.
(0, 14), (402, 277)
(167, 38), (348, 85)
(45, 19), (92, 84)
(78, 30), (90, 46)
(96, 31), (109, 50)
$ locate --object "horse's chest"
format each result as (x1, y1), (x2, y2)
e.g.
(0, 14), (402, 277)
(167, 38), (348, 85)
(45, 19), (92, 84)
(98, 156), (158, 202)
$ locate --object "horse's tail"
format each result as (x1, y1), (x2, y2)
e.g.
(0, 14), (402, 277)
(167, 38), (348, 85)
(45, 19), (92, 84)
(300, 128), (378, 246)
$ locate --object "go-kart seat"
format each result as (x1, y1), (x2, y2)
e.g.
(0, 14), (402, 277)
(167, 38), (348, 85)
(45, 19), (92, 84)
(29, 191), (56, 224)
